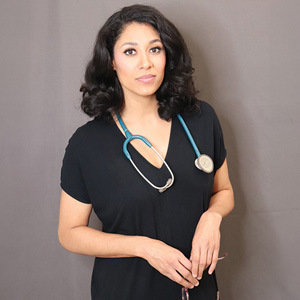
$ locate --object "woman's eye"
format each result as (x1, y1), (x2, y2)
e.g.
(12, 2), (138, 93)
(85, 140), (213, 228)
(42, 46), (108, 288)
(124, 49), (136, 56)
(150, 47), (162, 53)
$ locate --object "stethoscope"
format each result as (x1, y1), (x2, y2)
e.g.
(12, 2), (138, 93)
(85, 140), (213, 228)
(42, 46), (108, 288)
(116, 112), (214, 193)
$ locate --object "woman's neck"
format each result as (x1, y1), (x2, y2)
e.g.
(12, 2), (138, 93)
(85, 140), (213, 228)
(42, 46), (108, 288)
(119, 94), (161, 125)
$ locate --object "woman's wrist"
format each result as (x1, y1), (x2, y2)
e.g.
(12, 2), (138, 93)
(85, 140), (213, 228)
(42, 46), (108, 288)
(134, 236), (152, 259)
(201, 211), (222, 226)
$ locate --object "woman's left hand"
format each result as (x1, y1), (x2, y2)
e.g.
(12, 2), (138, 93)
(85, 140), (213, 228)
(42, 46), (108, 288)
(189, 211), (222, 280)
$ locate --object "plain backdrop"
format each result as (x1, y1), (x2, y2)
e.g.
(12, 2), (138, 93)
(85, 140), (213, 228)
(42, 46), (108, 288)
(1, 0), (299, 299)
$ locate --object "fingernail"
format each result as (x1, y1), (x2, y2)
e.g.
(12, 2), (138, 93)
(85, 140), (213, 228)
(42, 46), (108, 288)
(195, 281), (199, 286)
(192, 273), (197, 278)
(197, 276), (201, 280)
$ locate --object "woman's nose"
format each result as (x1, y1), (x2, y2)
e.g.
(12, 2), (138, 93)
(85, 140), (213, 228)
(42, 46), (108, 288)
(139, 53), (153, 69)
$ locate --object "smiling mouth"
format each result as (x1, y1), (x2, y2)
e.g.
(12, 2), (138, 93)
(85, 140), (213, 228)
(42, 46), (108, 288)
(136, 74), (156, 83)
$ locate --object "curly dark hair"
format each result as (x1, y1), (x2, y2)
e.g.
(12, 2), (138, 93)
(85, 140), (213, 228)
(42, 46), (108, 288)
(80, 4), (199, 121)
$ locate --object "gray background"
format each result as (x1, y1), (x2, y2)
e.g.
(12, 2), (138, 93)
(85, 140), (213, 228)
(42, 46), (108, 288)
(1, 0), (299, 299)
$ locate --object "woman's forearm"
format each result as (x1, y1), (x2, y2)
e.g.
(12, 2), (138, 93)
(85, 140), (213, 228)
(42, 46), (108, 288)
(205, 159), (234, 219)
(206, 188), (234, 219)
(190, 185), (234, 278)
(59, 225), (199, 288)
(58, 226), (150, 258)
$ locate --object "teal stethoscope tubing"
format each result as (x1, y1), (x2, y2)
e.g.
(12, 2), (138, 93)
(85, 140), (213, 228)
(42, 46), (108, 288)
(176, 114), (201, 158)
(116, 112), (211, 192)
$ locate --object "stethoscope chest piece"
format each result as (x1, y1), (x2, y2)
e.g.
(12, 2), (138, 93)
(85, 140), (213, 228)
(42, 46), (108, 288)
(195, 154), (214, 173)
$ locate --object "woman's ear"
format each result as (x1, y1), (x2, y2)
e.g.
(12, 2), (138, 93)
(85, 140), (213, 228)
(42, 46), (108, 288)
(112, 59), (116, 71)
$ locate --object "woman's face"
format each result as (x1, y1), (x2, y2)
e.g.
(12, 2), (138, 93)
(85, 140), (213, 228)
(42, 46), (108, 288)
(112, 22), (166, 101)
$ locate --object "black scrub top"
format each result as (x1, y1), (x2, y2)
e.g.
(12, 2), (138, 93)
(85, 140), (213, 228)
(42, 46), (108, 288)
(60, 100), (226, 300)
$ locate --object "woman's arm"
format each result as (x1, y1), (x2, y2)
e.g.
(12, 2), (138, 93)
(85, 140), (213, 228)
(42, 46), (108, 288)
(58, 189), (199, 289)
(58, 189), (147, 258)
(190, 159), (234, 280)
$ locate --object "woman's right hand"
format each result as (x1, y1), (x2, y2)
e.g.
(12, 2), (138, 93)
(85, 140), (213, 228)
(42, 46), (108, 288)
(139, 238), (199, 289)
(59, 190), (198, 289)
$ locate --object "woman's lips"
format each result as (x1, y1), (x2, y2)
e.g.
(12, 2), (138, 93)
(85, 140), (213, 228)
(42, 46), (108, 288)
(136, 74), (156, 83)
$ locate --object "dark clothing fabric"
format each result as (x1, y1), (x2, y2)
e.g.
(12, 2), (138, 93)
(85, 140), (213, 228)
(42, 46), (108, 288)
(60, 100), (226, 300)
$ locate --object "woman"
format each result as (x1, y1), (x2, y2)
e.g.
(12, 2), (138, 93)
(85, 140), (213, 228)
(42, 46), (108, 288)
(58, 4), (234, 300)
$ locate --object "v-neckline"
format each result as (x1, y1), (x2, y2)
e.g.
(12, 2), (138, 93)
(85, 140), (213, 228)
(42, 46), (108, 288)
(113, 117), (174, 170)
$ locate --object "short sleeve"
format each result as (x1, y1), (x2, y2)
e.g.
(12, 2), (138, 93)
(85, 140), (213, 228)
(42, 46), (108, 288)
(60, 136), (91, 204)
(211, 106), (227, 172)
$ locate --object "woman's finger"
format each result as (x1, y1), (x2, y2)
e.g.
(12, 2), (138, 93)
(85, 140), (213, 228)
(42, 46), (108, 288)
(178, 255), (192, 271)
(177, 260), (199, 287)
(170, 266), (196, 289)
(208, 248), (219, 275)
(206, 248), (213, 270)
(197, 248), (207, 280)
(190, 248), (200, 279)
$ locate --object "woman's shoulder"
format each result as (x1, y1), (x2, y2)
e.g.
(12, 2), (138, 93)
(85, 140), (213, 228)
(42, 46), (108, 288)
(65, 117), (113, 151)
(184, 100), (219, 121)
(199, 99), (214, 112)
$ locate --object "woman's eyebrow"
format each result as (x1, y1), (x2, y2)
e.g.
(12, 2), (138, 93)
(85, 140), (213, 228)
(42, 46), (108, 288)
(120, 39), (162, 48)
(149, 39), (162, 44)
(120, 42), (138, 48)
